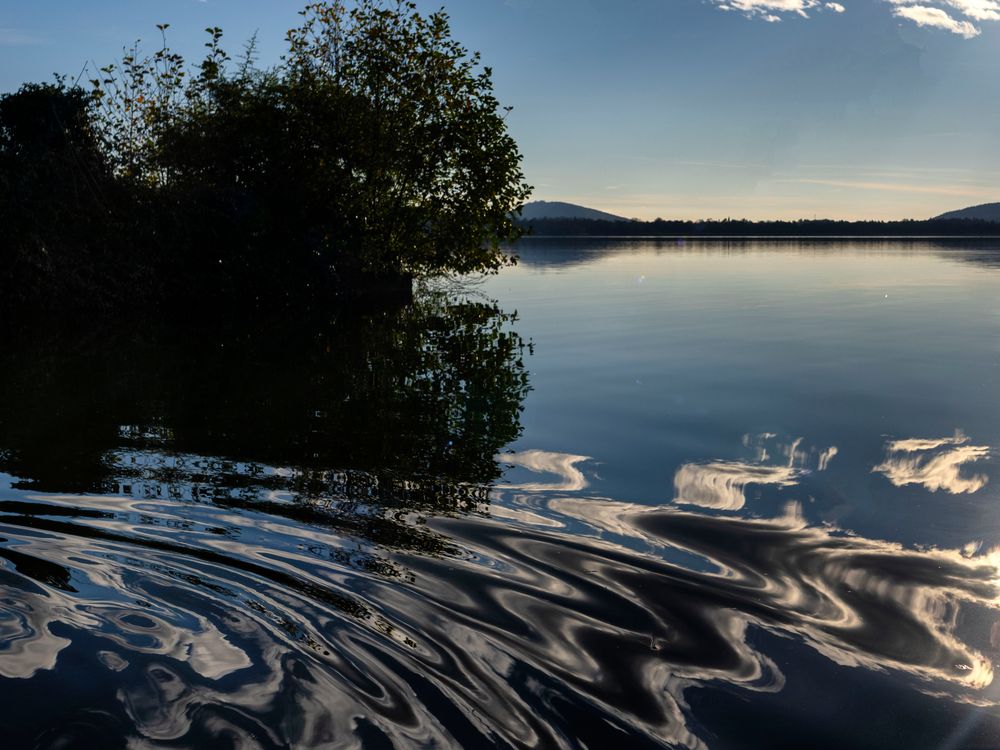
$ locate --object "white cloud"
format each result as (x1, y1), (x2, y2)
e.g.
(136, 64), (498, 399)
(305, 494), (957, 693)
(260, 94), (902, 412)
(944, 0), (1000, 19)
(710, 0), (1000, 38)
(891, 4), (982, 35)
(713, 0), (811, 19)
(885, 0), (1000, 35)
(710, 0), (850, 21)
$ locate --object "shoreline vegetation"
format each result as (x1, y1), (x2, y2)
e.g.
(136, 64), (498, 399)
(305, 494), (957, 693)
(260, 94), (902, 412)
(518, 217), (1000, 238)
(3, 1), (995, 321)
(0, 1), (530, 317)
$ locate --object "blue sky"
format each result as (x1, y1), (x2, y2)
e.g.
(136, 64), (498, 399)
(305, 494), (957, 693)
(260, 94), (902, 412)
(2, 0), (999, 219)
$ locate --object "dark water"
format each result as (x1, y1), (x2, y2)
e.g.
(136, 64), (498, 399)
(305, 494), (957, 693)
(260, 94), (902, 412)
(2, 241), (1000, 748)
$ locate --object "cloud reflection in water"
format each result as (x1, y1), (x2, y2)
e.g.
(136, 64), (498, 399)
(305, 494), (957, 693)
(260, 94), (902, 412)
(673, 434), (838, 510)
(673, 462), (801, 510)
(873, 432), (990, 494)
(496, 449), (592, 491)
(0, 487), (998, 748)
(872, 432), (990, 495)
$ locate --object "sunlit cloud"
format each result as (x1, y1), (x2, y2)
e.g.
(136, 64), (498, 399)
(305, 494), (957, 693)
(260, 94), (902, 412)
(873, 432), (990, 494)
(943, 0), (1000, 20)
(709, 0), (997, 37)
(710, 0), (847, 21)
(888, 0), (1000, 36)
(890, 4), (982, 36)
(886, 0), (1000, 30)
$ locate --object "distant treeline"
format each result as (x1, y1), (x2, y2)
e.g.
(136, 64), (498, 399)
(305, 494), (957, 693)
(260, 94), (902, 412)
(519, 217), (1000, 237)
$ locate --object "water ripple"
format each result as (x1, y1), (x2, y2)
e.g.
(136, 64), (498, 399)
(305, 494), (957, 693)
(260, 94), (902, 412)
(0, 491), (997, 748)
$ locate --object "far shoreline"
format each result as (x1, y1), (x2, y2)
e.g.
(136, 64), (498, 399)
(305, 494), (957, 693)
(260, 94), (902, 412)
(516, 215), (1000, 240)
(517, 234), (1000, 240)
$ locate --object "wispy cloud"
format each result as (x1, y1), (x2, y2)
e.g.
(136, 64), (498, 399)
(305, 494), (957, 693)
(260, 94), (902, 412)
(710, 0), (998, 37)
(776, 177), (996, 198)
(711, 0), (846, 21)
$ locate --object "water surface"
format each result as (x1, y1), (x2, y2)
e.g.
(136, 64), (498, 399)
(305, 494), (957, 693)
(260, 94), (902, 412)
(1, 240), (1000, 748)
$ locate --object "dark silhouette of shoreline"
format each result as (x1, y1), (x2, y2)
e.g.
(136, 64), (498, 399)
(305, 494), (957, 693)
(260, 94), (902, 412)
(519, 217), (1000, 237)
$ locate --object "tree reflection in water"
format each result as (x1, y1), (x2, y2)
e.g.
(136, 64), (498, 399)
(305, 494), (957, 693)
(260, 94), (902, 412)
(1, 291), (1000, 749)
(0, 292), (531, 565)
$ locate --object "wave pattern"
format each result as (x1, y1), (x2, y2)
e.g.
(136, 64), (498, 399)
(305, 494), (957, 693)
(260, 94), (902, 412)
(0, 483), (998, 749)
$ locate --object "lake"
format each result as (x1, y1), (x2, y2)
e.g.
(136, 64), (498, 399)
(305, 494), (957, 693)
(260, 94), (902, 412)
(1, 238), (999, 749)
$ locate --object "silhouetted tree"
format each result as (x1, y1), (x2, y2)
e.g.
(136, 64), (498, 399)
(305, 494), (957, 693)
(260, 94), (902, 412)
(0, 83), (124, 307)
(0, 2), (531, 312)
(84, 1), (531, 297)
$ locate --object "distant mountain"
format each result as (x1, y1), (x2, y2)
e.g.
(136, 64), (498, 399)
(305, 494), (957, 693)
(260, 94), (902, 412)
(519, 201), (629, 222)
(935, 203), (1000, 222)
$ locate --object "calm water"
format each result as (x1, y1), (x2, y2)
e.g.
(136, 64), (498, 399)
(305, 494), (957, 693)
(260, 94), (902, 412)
(1, 240), (1000, 748)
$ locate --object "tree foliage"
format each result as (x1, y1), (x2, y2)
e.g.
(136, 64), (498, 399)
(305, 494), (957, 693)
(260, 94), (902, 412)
(90, 0), (532, 276)
(0, 83), (144, 310)
(0, 1), (531, 312)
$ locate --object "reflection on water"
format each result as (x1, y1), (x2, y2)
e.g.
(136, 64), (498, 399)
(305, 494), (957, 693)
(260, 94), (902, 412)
(0, 489), (999, 748)
(673, 462), (800, 510)
(874, 432), (990, 495)
(0, 292), (535, 747)
(673, 434), (838, 511)
(0, 293), (530, 544)
(2, 242), (1000, 748)
(496, 449), (592, 492)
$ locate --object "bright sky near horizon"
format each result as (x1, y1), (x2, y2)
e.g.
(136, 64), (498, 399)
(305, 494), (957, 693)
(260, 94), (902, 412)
(2, 0), (999, 220)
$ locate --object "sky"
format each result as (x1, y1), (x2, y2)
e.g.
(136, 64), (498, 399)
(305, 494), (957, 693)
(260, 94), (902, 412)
(2, 0), (1000, 220)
